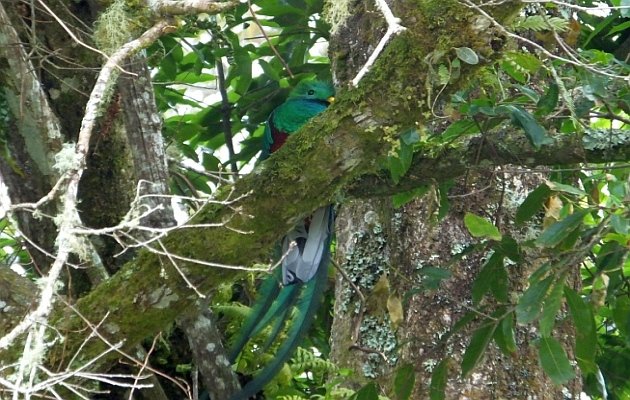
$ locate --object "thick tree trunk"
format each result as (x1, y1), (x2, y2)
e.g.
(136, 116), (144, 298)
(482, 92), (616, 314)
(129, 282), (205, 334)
(327, 1), (581, 398)
(331, 175), (581, 398)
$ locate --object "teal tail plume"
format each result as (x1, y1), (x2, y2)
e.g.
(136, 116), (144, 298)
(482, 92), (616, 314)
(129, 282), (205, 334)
(228, 270), (282, 363)
(228, 206), (333, 400)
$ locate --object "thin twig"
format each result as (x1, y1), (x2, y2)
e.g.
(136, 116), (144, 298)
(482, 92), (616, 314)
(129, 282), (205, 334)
(331, 259), (367, 343)
(247, 0), (294, 78)
(216, 58), (239, 178)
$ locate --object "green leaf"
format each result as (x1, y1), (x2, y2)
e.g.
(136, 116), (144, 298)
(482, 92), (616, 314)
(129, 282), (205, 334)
(472, 250), (508, 304)
(440, 120), (479, 142)
(494, 312), (517, 355)
(535, 210), (588, 248)
(392, 186), (430, 208)
(464, 213), (502, 241)
(504, 51), (542, 73)
(455, 47), (479, 65)
(498, 235), (522, 262)
(538, 337), (576, 385)
(436, 181), (454, 221)
(461, 319), (498, 377)
(610, 214), (630, 235)
(388, 140), (414, 184)
(564, 287), (597, 374)
(612, 296), (630, 342)
(429, 358), (449, 400)
(490, 258), (509, 303)
(400, 128), (420, 145)
(501, 105), (553, 149)
(539, 281), (564, 337)
(516, 275), (554, 324)
(607, 20), (630, 36)
(351, 382), (379, 400)
(501, 60), (527, 83)
(516, 184), (551, 225)
(258, 59), (281, 81)
(536, 83), (559, 116)
(394, 363), (416, 400)
(546, 181), (587, 196)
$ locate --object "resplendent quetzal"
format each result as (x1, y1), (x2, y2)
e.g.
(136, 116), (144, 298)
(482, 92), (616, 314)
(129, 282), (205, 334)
(227, 80), (335, 400)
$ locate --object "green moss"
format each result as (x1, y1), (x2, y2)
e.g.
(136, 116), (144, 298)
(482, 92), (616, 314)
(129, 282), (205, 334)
(93, 0), (142, 54)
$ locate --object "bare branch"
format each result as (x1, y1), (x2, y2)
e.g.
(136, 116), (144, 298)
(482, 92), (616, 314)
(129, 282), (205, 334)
(352, 0), (407, 86)
(152, 0), (240, 15)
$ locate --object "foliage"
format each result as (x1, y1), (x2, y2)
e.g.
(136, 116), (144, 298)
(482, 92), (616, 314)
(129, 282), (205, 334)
(147, 0), (332, 198)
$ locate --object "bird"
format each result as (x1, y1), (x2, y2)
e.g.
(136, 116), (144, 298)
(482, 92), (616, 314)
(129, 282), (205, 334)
(227, 80), (335, 400)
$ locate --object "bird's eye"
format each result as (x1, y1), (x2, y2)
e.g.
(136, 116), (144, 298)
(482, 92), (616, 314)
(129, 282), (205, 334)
(307, 89), (315, 95)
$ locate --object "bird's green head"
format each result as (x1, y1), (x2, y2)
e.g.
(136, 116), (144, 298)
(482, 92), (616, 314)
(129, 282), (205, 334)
(288, 80), (335, 104)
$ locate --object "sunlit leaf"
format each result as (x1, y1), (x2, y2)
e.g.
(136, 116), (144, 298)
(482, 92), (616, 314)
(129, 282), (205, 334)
(546, 181), (587, 196)
(464, 213), (502, 241)
(535, 210), (589, 248)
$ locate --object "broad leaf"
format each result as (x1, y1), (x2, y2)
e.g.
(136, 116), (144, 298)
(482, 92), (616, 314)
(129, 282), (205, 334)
(394, 363), (416, 400)
(429, 358), (449, 400)
(455, 47), (479, 64)
(516, 275), (554, 324)
(546, 181), (587, 197)
(508, 105), (553, 149)
(494, 312), (517, 355)
(516, 184), (551, 225)
(535, 210), (589, 248)
(536, 83), (559, 116)
(538, 337), (576, 385)
(352, 382), (379, 400)
(461, 319), (498, 377)
(393, 186), (430, 208)
(539, 281), (564, 337)
(564, 287), (597, 374)
(464, 213), (502, 241)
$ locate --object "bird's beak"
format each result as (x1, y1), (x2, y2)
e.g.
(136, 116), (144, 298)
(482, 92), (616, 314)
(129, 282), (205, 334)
(327, 96), (335, 104)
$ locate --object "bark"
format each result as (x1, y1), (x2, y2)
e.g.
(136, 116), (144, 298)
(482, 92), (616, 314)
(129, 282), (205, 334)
(332, 176), (581, 398)
(328, 1), (581, 398)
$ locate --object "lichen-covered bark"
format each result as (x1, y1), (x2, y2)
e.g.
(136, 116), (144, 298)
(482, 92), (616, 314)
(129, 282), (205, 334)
(327, 0), (581, 398)
(332, 173), (581, 398)
(117, 55), (175, 229)
(0, 2), (64, 270)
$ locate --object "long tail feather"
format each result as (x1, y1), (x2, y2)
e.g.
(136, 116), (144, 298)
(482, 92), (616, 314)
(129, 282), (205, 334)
(228, 269), (282, 363)
(229, 255), (329, 400)
(229, 206), (334, 400)
(251, 284), (300, 339)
